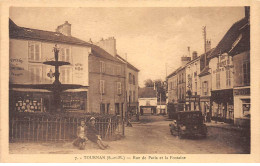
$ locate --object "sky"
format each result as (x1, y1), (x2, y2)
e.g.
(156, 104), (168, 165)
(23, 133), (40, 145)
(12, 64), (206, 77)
(10, 7), (245, 87)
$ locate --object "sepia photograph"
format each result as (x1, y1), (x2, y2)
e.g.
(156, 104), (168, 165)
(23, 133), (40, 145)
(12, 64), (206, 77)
(1, 1), (260, 163)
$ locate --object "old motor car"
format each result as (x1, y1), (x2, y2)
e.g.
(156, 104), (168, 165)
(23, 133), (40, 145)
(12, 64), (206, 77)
(169, 111), (207, 138)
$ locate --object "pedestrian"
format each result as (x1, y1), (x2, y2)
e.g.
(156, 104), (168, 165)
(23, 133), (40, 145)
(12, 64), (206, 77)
(73, 119), (88, 150)
(87, 117), (109, 150)
(126, 111), (133, 127)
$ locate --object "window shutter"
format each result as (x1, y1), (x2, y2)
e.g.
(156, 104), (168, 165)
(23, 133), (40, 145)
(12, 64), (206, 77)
(35, 44), (40, 61)
(30, 44), (34, 60)
(66, 48), (70, 62)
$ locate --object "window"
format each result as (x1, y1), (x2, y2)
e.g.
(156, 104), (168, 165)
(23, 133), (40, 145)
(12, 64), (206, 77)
(28, 42), (41, 61)
(194, 72), (197, 77)
(100, 61), (105, 73)
(100, 80), (105, 94)
(216, 72), (220, 89)
(226, 69), (231, 87)
(133, 75), (135, 85)
(195, 81), (197, 93)
(182, 87), (184, 99)
(116, 65), (121, 75)
(243, 60), (250, 85)
(188, 74), (192, 90)
(202, 81), (208, 95)
(29, 66), (42, 84)
(115, 103), (120, 115)
(129, 90), (132, 102)
(129, 73), (132, 84)
(117, 82), (122, 95)
(100, 103), (105, 114)
(60, 67), (72, 84)
(133, 91), (136, 102)
(60, 47), (71, 62)
(107, 103), (110, 114)
(242, 99), (250, 118)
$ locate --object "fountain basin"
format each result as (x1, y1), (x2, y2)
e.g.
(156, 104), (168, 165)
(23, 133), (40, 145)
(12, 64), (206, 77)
(43, 61), (70, 66)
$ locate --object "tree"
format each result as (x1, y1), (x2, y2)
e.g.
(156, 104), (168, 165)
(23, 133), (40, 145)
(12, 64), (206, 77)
(144, 79), (153, 87)
(144, 79), (167, 102)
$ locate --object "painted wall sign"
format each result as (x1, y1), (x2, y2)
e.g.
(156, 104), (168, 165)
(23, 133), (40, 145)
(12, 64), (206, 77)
(233, 88), (250, 96)
(10, 58), (25, 77)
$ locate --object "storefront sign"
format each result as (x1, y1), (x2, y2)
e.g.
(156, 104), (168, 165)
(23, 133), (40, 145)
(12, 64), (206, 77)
(233, 88), (250, 96)
(10, 58), (25, 77)
(213, 54), (233, 74)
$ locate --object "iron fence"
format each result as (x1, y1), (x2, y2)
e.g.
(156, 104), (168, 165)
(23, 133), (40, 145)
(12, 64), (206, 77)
(9, 113), (120, 142)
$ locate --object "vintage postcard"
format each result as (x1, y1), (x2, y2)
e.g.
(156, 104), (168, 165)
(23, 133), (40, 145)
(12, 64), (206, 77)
(0, 0), (260, 163)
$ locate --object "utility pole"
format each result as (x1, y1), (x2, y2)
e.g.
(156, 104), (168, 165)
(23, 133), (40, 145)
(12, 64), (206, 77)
(188, 46), (190, 57)
(123, 53), (128, 134)
(203, 26), (207, 67)
(160, 93), (162, 114)
(165, 63), (167, 78)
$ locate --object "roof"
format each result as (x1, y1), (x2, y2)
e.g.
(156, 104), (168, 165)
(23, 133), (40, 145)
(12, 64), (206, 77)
(228, 21), (250, 56)
(90, 45), (124, 64)
(9, 18), (124, 64)
(9, 19), (92, 47)
(185, 55), (200, 66)
(138, 87), (157, 98)
(198, 65), (210, 77)
(116, 54), (140, 72)
(166, 66), (183, 79)
(209, 17), (249, 58)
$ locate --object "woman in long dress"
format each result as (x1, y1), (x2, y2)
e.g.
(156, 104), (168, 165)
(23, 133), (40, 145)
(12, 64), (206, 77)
(87, 117), (109, 150)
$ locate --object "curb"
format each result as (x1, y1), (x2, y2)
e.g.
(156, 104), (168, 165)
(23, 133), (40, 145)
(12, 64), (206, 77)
(206, 124), (244, 132)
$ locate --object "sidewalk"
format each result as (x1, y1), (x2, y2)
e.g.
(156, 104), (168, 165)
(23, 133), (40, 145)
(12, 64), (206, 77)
(205, 121), (248, 132)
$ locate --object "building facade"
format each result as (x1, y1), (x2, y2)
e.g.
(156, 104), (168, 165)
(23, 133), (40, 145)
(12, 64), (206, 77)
(208, 15), (249, 123)
(89, 37), (139, 116)
(116, 55), (139, 116)
(199, 48), (214, 121)
(209, 53), (234, 123)
(88, 45), (126, 115)
(138, 87), (157, 115)
(185, 51), (201, 111)
(229, 13), (250, 126)
(9, 19), (90, 113)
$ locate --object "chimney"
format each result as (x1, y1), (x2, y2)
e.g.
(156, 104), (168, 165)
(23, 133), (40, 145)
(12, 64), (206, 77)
(181, 56), (191, 66)
(192, 51), (198, 60)
(56, 21), (71, 36)
(96, 37), (117, 57)
(206, 40), (211, 52)
(245, 6), (250, 20)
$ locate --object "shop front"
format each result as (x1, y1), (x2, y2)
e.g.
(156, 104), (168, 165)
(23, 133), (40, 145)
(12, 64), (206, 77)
(211, 89), (234, 123)
(10, 88), (88, 113)
(185, 95), (200, 111)
(233, 87), (250, 127)
(200, 96), (211, 122)
(9, 88), (52, 113)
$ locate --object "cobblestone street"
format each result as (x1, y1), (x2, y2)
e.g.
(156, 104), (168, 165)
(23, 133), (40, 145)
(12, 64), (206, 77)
(9, 115), (250, 154)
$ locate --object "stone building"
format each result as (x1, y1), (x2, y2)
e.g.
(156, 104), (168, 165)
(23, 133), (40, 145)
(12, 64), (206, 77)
(198, 48), (214, 120)
(138, 87), (157, 115)
(208, 15), (249, 123)
(9, 19), (90, 113)
(116, 55), (139, 116)
(185, 51), (201, 111)
(88, 44), (126, 115)
(89, 37), (139, 116)
(229, 10), (250, 127)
